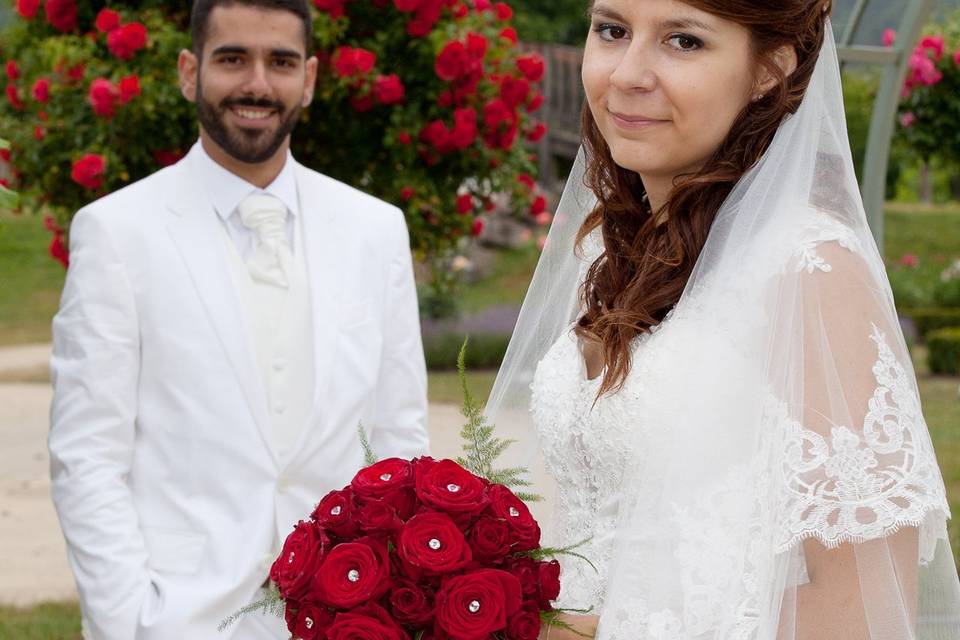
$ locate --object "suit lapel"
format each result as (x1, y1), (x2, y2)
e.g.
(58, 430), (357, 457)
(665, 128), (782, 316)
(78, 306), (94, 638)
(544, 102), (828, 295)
(165, 153), (278, 467)
(295, 164), (343, 453)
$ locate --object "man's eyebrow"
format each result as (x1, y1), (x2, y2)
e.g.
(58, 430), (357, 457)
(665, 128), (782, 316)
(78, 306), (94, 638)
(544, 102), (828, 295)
(210, 45), (304, 59)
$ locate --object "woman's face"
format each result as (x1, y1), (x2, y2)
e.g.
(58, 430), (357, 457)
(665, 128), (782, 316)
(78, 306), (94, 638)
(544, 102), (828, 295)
(582, 0), (760, 181)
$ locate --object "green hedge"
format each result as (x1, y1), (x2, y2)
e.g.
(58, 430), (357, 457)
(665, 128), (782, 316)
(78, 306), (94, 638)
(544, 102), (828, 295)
(423, 333), (510, 370)
(928, 327), (960, 375)
(904, 308), (960, 341)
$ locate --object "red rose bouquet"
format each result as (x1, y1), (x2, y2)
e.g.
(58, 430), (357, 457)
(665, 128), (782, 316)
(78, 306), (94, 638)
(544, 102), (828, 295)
(221, 348), (587, 639)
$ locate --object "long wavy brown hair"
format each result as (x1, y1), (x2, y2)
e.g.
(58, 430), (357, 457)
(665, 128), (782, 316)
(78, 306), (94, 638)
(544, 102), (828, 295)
(576, 0), (833, 397)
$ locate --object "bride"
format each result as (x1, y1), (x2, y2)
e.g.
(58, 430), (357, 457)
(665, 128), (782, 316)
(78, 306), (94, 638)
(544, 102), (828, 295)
(485, 0), (960, 638)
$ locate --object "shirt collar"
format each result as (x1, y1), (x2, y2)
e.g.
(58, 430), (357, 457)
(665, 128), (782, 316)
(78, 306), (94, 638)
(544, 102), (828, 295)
(190, 139), (300, 222)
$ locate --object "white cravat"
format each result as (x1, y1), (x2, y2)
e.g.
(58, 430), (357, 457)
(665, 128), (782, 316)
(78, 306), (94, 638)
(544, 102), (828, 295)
(237, 193), (292, 288)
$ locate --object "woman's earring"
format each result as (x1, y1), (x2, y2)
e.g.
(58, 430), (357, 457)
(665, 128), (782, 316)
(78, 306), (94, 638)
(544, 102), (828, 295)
(753, 93), (765, 102)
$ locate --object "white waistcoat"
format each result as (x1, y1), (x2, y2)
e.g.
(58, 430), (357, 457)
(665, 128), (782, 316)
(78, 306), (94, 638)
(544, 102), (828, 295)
(220, 211), (315, 462)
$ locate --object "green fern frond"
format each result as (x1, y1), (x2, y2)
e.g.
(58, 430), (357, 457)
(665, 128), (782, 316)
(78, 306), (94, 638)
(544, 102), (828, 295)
(357, 422), (379, 466)
(218, 585), (285, 632)
(540, 608), (597, 638)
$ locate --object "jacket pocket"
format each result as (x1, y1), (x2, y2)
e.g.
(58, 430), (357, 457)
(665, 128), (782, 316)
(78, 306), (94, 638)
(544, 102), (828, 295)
(142, 527), (206, 575)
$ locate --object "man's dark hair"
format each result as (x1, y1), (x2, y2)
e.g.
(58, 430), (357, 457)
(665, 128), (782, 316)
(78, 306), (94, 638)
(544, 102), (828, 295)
(190, 0), (314, 57)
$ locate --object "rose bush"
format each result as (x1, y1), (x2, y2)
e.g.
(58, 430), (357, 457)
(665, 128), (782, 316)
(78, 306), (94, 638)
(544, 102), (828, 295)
(0, 0), (551, 307)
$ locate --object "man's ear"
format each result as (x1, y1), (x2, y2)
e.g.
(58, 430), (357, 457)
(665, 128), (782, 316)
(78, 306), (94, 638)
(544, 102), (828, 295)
(178, 49), (199, 103)
(302, 55), (319, 107)
(756, 45), (798, 96)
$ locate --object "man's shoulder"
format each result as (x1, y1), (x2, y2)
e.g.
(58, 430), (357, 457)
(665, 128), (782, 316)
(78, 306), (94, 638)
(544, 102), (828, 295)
(296, 165), (403, 226)
(78, 163), (183, 222)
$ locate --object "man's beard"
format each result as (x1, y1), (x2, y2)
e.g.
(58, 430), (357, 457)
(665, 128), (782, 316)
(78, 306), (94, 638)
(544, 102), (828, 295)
(196, 80), (302, 164)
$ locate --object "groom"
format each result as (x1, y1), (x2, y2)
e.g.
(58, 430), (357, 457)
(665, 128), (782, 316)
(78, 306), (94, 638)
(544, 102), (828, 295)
(48, 1), (429, 638)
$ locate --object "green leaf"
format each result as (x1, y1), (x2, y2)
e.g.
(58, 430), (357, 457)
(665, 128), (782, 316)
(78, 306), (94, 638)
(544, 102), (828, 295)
(218, 583), (285, 632)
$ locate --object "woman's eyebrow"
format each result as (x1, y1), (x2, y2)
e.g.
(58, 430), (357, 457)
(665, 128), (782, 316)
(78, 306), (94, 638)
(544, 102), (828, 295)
(587, 5), (718, 34)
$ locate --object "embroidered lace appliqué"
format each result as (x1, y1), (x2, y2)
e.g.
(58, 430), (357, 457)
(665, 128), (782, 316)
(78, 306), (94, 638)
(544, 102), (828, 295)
(794, 214), (860, 274)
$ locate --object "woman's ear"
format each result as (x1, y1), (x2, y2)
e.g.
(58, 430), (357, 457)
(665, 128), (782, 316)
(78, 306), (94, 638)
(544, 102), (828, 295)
(756, 45), (799, 96)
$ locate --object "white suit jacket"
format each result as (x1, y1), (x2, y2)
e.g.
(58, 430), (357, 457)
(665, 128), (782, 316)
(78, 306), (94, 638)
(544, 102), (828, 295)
(48, 146), (430, 639)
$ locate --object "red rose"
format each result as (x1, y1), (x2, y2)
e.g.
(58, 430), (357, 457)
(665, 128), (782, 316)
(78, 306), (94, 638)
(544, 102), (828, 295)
(502, 556), (539, 600)
(153, 149), (184, 167)
(118, 75), (141, 104)
(88, 78), (119, 117)
(486, 484), (540, 551)
(526, 92), (544, 113)
(33, 125), (45, 140)
(286, 601), (335, 640)
(107, 22), (148, 60)
(420, 119), (452, 153)
(517, 173), (535, 190)
(529, 195), (547, 216)
(398, 131), (412, 145)
(31, 77), (50, 103)
(326, 602), (408, 640)
(406, 17), (435, 37)
(312, 538), (390, 608)
(467, 516), (512, 562)
(466, 32), (488, 60)
(400, 186), (415, 201)
(0, 148), (11, 162)
(333, 46), (377, 78)
(45, 0), (78, 32)
(435, 569), (523, 640)
(499, 27), (518, 45)
(450, 107), (477, 149)
(395, 0), (420, 10)
(457, 194), (474, 215)
(94, 8), (121, 33)
(389, 578), (434, 626)
(436, 40), (468, 81)
(516, 54), (545, 82)
(269, 520), (330, 600)
(352, 458), (414, 501)
(527, 122), (547, 143)
(415, 459), (489, 521)
(314, 0), (347, 19)
(471, 217), (485, 237)
(66, 63), (85, 82)
(373, 74), (405, 105)
(5, 84), (24, 110)
(494, 2), (512, 20)
(70, 153), (106, 190)
(356, 500), (402, 536)
(500, 76), (530, 109)
(453, 3), (468, 18)
(351, 93), (376, 112)
(49, 229), (69, 269)
(537, 560), (561, 607)
(474, 0), (492, 11)
(506, 601), (542, 640)
(311, 487), (359, 539)
(398, 512), (472, 575)
(5, 61), (18, 81)
(15, 0), (41, 19)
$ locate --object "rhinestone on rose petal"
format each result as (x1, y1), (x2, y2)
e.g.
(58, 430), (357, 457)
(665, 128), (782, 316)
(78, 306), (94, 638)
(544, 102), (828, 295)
(287, 551), (296, 564)
(468, 600), (481, 613)
(446, 483), (461, 493)
(347, 569), (360, 583)
(428, 538), (441, 550)
(509, 507), (520, 517)
(305, 617), (314, 630)
(380, 473), (393, 481)
(330, 505), (342, 516)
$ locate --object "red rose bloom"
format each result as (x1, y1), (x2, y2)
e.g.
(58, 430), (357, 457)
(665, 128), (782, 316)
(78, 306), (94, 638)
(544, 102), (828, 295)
(400, 186), (415, 201)
(466, 32), (488, 60)
(31, 77), (50, 103)
(499, 27), (518, 45)
(471, 217), (485, 237)
(397, 512), (472, 575)
(502, 556), (540, 600)
(312, 538), (391, 608)
(527, 122), (547, 143)
(453, 3), (468, 18)
(373, 74), (405, 105)
(70, 154), (106, 190)
(457, 194), (474, 214)
(5, 84), (24, 110)
(415, 459), (489, 521)
(88, 78), (119, 117)
(474, 0), (492, 10)
(356, 500), (403, 536)
(420, 119), (452, 153)
(450, 107), (478, 149)
(107, 22), (148, 60)
(538, 560), (561, 607)
(506, 601), (542, 640)
(269, 520), (330, 600)
(94, 8), (121, 33)
(15, 0), (41, 19)
(486, 484), (540, 551)
(517, 173), (535, 190)
(389, 578), (434, 626)
(516, 53), (545, 82)
(529, 194), (547, 216)
(333, 46), (377, 78)
(435, 40), (468, 81)
(49, 229), (69, 268)
(494, 1), (512, 20)
(153, 149), (184, 167)
(45, 0), (78, 32)
(435, 569), (523, 640)
(352, 458), (415, 500)
(314, 0), (347, 19)
(394, 0), (420, 11)
(5, 61), (19, 81)
(326, 602), (408, 640)
(33, 125), (45, 140)
(468, 516), (512, 562)
(500, 76), (530, 109)
(66, 63), (85, 82)
(311, 487), (359, 539)
(398, 131), (412, 145)
(286, 601), (335, 640)
(351, 93), (376, 112)
(118, 75), (141, 104)
(526, 92), (544, 113)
